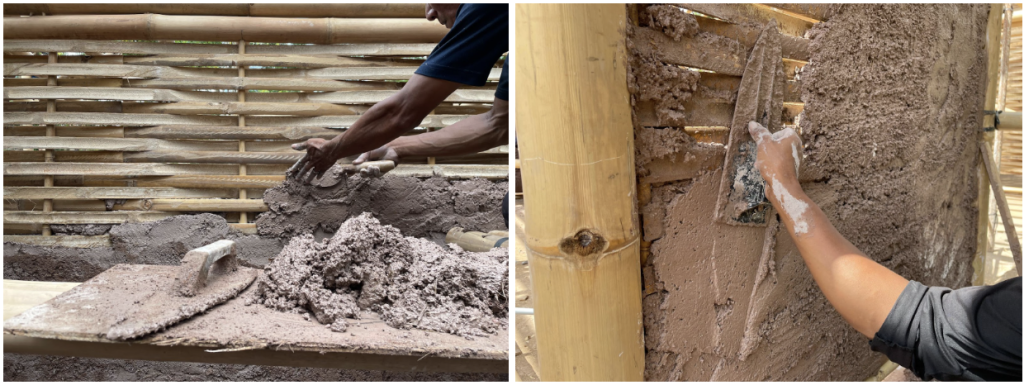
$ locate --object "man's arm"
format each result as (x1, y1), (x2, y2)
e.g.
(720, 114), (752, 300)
(292, 74), (461, 178)
(749, 121), (908, 338)
(353, 97), (508, 164)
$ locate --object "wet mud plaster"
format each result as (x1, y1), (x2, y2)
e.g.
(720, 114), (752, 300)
(4, 214), (286, 282)
(254, 213), (508, 337)
(257, 175), (508, 245)
(633, 4), (988, 381)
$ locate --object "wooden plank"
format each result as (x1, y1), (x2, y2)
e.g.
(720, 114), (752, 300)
(4, 126), (124, 138)
(126, 125), (343, 140)
(2, 54), (123, 64)
(123, 78), (401, 92)
(4, 112), (236, 126)
(150, 199), (268, 212)
(4, 211), (176, 224)
(769, 4), (830, 21)
(4, 280), (82, 321)
(245, 114), (470, 128)
(693, 14), (810, 61)
(4, 4), (426, 18)
(3, 187), (233, 199)
(4, 87), (492, 104)
(6, 63), (500, 81)
(4, 137), (239, 152)
(677, 3), (813, 37)
(2, 235), (110, 249)
(124, 151), (302, 164)
(122, 54), (419, 69)
(3, 15), (449, 44)
(631, 26), (745, 76)
(5, 149), (123, 163)
(123, 102), (365, 116)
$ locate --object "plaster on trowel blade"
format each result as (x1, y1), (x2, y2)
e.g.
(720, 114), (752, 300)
(314, 160), (397, 188)
(713, 22), (786, 226)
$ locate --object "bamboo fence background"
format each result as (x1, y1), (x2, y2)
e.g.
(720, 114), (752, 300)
(986, 5), (1022, 283)
(3, 4), (508, 247)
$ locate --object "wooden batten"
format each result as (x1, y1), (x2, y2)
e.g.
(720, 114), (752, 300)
(4, 4), (426, 18)
(517, 4), (644, 381)
(3, 15), (448, 44)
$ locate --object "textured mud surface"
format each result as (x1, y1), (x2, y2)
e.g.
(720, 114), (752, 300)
(254, 213), (508, 336)
(257, 175), (508, 245)
(633, 4), (987, 381)
(3, 354), (507, 381)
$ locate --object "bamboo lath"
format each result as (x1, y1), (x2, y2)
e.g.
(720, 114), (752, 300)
(3, 7), (507, 236)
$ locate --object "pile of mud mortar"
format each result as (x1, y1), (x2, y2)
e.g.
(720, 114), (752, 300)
(251, 213), (508, 337)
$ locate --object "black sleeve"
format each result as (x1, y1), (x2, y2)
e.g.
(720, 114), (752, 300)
(869, 277), (1021, 381)
(415, 4), (508, 92)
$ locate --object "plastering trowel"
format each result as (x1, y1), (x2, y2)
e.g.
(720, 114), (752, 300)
(3, 240), (258, 342)
(713, 22), (786, 226)
(287, 153), (396, 187)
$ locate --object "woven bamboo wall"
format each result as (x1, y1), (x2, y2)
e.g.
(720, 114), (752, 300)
(2, 4), (508, 246)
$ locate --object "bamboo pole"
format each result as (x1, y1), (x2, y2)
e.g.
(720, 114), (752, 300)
(41, 52), (57, 236)
(3, 4), (426, 18)
(3, 15), (448, 44)
(975, 4), (1004, 285)
(979, 141), (1023, 274)
(238, 40), (249, 224)
(517, 4), (644, 381)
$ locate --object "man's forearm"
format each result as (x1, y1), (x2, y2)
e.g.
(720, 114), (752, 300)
(326, 99), (419, 161)
(388, 109), (507, 159)
(771, 178), (908, 338)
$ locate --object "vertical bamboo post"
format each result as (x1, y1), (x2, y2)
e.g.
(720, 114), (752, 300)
(516, 4), (644, 381)
(42, 51), (57, 236)
(237, 40), (248, 224)
(974, 4), (1003, 285)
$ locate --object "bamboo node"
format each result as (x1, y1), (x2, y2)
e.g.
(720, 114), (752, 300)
(558, 229), (608, 257)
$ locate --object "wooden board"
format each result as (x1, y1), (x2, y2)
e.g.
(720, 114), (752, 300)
(3, 273), (507, 373)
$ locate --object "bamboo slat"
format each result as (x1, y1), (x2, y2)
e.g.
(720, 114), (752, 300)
(676, 3), (813, 37)
(3, 40), (437, 57)
(4, 4), (426, 18)
(4, 112), (469, 127)
(5, 63), (500, 82)
(2, 235), (111, 248)
(4, 15), (448, 44)
(2, 187), (233, 200)
(4, 87), (492, 104)
(4, 211), (176, 225)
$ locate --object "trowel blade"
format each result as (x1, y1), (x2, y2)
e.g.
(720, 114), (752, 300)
(713, 22), (786, 226)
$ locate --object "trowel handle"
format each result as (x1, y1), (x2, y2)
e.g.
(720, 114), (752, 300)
(192, 240), (236, 277)
(356, 160), (395, 174)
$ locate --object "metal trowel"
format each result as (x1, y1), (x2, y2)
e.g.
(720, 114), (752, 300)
(713, 22), (786, 226)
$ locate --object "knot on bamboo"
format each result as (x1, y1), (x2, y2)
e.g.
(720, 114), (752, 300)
(558, 229), (607, 257)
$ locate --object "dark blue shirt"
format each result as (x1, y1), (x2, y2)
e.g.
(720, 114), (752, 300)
(415, 4), (508, 101)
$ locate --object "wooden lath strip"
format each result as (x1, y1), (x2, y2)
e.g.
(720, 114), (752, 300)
(3, 40), (436, 57)
(4, 63), (502, 82)
(3, 235), (111, 248)
(3, 15), (449, 44)
(3, 4), (427, 18)
(675, 3), (814, 37)
(3, 112), (469, 127)
(3, 186), (234, 199)
(4, 162), (508, 179)
(4, 211), (176, 224)
(3, 87), (492, 104)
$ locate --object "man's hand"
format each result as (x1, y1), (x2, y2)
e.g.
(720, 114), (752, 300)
(425, 3), (460, 29)
(353, 144), (400, 165)
(749, 121), (802, 193)
(291, 138), (339, 182)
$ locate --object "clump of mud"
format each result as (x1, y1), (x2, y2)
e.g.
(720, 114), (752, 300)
(645, 5), (699, 41)
(251, 213), (507, 337)
(628, 50), (700, 126)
